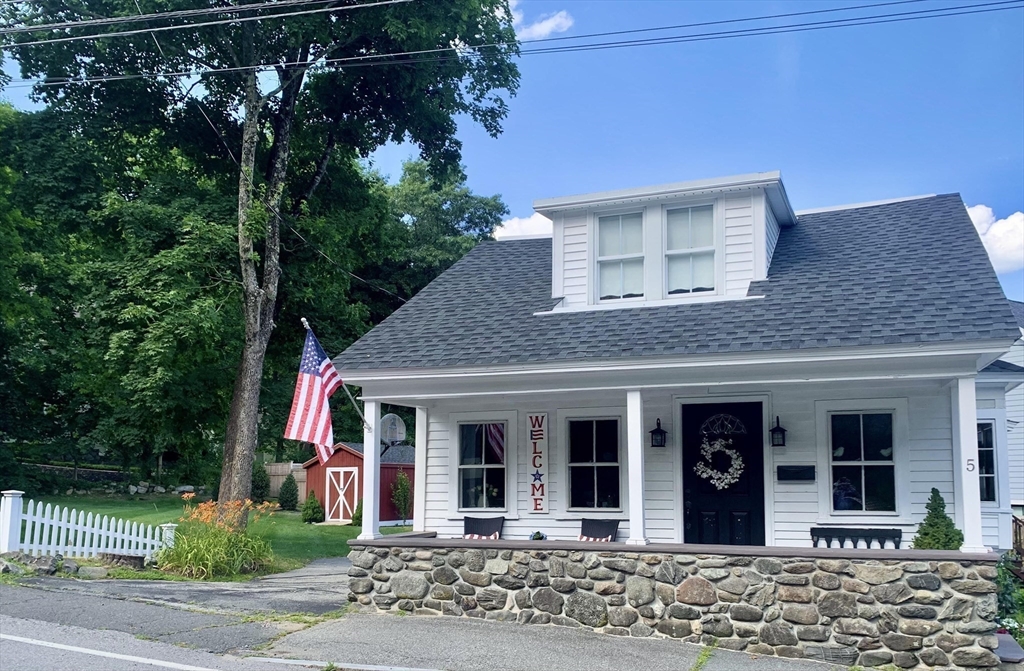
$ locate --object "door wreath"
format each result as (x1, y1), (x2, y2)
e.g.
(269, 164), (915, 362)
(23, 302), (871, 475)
(693, 437), (744, 490)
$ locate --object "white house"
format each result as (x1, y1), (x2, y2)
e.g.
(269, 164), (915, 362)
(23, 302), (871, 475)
(1001, 300), (1024, 517)
(335, 172), (1024, 553)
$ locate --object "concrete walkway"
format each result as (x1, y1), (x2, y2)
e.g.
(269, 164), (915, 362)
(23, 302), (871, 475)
(260, 612), (849, 671)
(20, 557), (352, 615)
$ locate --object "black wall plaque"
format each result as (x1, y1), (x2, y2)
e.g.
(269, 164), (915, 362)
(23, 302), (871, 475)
(777, 465), (815, 482)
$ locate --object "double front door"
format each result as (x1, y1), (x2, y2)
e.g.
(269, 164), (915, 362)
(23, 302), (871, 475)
(682, 402), (765, 546)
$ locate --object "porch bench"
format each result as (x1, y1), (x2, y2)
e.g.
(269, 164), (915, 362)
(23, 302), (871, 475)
(810, 527), (903, 549)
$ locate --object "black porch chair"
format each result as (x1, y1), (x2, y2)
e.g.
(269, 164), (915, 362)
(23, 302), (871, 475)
(579, 518), (619, 542)
(463, 516), (504, 540)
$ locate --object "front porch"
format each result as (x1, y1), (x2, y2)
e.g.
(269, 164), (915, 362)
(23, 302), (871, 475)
(352, 351), (1007, 553)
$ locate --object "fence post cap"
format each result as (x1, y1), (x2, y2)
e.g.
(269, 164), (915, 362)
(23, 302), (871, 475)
(159, 523), (178, 529)
(1, 490), (25, 497)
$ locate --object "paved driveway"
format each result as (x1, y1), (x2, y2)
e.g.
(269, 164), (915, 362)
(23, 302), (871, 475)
(20, 557), (351, 615)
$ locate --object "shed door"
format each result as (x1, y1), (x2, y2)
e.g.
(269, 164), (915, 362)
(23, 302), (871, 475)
(682, 402), (765, 546)
(325, 467), (359, 522)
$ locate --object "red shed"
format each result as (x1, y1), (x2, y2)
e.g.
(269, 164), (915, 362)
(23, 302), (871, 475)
(303, 442), (415, 524)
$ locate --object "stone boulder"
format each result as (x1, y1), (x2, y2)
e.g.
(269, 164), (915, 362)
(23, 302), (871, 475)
(390, 571), (430, 600)
(564, 591), (608, 628)
(532, 587), (564, 615)
(676, 576), (717, 605)
(625, 576), (655, 607)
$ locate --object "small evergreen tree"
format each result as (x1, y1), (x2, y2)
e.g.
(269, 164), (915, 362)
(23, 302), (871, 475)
(302, 491), (325, 524)
(350, 499), (363, 526)
(251, 462), (271, 503)
(912, 488), (964, 550)
(278, 473), (299, 511)
(391, 469), (412, 525)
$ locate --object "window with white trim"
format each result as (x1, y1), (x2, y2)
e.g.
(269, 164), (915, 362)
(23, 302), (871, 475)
(597, 213), (644, 301)
(568, 419), (620, 509)
(458, 422), (506, 509)
(829, 413), (896, 512)
(665, 205), (715, 296)
(977, 422), (996, 503)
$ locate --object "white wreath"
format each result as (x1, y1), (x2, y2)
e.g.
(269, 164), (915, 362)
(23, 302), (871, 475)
(693, 437), (744, 490)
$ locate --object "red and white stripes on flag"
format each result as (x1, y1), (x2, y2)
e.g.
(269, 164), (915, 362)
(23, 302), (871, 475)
(284, 328), (343, 464)
(486, 422), (505, 463)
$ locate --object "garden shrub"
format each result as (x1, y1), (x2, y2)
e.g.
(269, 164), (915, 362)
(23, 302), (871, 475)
(302, 491), (325, 524)
(158, 494), (277, 579)
(996, 552), (1024, 645)
(251, 462), (270, 502)
(391, 469), (411, 525)
(278, 473), (299, 511)
(350, 499), (362, 526)
(911, 488), (963, 550)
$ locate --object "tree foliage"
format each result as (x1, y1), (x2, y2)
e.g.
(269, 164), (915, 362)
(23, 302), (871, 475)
(278, 472), (299, 511)
(391, 468), (412, 525)
(301, 491), (325, 524)
(251, 461), (271, 503)
(912, 488), (964, 550)
(3, 0), (520, 503)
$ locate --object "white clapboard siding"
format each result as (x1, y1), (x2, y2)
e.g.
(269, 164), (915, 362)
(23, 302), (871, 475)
(9, 498), (170, 559)
(723, 194), (755, 295)
(1003, 339), (1024, 507)
(560, 213), (589, 307)
(765, 203), (781, 270)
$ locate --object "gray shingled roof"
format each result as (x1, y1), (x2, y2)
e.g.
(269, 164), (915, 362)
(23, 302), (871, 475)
(981, 359), (1024, 375)
(1009, 300), (1024, 329)
(334, 194), (1020, 371)
(338, 442), (415, 464)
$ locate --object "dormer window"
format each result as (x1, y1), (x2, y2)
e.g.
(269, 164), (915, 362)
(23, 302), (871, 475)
(665, 205), (715, 296)
(597, 213), (644, 301)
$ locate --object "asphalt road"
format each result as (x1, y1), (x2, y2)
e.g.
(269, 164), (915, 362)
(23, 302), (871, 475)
(0, 614), (299, 671)
(1, 569), (855, 671)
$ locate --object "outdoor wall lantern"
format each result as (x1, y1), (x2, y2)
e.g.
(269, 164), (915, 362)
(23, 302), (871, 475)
(650, 419), (667, 447)
(770, 416), (787, 447)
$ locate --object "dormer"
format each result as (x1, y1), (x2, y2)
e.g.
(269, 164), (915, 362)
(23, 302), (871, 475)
(535, 172), (796, 311)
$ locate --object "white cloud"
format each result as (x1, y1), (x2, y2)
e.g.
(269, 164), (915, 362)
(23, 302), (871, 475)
(967, 204), (1024, 274)
(509, 0), (573, 41)
(495, 212), (552, 239)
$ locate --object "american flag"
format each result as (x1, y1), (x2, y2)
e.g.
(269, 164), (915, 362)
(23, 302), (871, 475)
(284, 329), (342, 464)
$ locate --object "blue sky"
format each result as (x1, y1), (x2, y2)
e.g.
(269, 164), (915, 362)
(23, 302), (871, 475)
(4, 1), (1023, 298)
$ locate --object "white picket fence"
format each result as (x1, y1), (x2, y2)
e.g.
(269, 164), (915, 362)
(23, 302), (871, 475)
(0, 490), (176, 560)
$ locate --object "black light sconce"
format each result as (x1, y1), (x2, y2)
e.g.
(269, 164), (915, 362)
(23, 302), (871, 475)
(650, 419), (667, 447)
(770, 416), (787, 447)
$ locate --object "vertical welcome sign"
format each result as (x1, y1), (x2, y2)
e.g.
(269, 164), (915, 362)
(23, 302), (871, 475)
(527, 413), (548, 513)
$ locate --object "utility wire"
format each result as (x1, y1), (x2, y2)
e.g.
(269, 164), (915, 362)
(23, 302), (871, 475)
(5, 1), (1020, 89)
(1, 0), (411, 49)
(1, 0), (347, 36)
(1, 0), (923, 39)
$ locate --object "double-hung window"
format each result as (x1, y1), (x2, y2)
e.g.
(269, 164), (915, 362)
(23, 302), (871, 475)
(458, 422), (506, 509)
(829, 413), (896, 512)
(665, 205), (715, 296)
(568, 419), (621, 509)
(597, 213), (644, 301)
(977, 422), (996, 503)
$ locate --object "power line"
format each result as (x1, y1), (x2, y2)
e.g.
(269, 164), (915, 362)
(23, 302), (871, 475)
(1, 0), (411, 49)
(5, 1), (1020, 89)
(0, 0), (345, 36)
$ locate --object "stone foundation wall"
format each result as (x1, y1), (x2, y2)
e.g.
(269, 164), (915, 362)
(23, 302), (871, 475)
(348, 545), (1000, 670)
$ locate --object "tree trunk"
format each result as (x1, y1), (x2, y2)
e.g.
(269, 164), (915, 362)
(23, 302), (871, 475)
(219, 48), (308, 505)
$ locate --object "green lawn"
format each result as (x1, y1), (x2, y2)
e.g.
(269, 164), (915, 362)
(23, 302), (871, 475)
(42, 493), (409, 573)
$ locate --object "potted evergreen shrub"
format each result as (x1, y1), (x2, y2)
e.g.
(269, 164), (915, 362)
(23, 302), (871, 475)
(912, 488), (963, 550)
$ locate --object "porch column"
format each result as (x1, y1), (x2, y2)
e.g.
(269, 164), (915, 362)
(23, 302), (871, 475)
(951, 377), (986, 553)
(413, 407), (428, 532)
(625, 390), (648, 545)
(358, 400), (382, 540)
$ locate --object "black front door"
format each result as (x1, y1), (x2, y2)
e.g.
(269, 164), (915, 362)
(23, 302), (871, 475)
(682, 402), (765, 546)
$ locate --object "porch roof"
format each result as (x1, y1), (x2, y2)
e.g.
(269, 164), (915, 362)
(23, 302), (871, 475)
(334, 194), (1018, 373)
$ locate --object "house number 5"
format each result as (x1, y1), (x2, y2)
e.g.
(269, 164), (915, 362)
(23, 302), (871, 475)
(966, 459), (976, 472)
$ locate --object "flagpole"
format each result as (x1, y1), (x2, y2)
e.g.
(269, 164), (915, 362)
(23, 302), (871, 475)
(300, 317), (370, 432)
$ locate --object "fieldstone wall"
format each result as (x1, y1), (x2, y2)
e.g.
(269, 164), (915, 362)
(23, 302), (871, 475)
(348, 545), (1001, 670)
